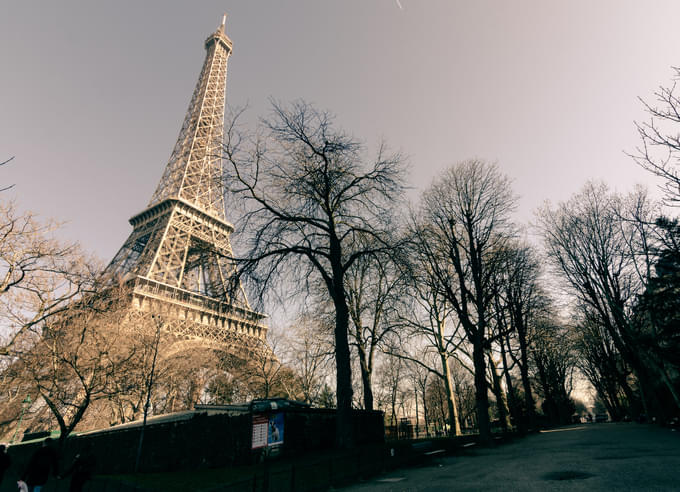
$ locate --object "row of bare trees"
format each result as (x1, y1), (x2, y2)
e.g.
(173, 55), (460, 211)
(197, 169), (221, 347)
(5, 64), (680, 449)
(537, 184), (680, 422)
(221, 90), (680, 444)
(219, 101), (588, 447)
(529, 68), (680, 424)
(0, 101), (623, 452)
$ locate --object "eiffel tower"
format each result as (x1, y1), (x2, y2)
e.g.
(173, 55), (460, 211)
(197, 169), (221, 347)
(106, 16), (268, 354)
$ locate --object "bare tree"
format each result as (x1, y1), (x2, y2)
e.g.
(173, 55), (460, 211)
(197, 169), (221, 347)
(0, 201), (89, 356)
(487, 351), (512, 432)
(12, 283), (139, 444)
(135, 313), (162, 472)
(492, 242), (545, 431)
(375, 354), (404, 429)
(150, 342), (223, 413)
(411, 159), (517, 442)
(449, 356), (477, 431)
(391, 259), (464, 436)
(530, 319), (577, 426)
(407, 357), (432, 436)
(228, 331), (292, 400)
(280, 315), (334, 405)
(0, 356), (39, 440)
(424, 377), (449, 436)
(573, 309), (632, 421)
(222, 101), (406, 448)
(0, 156), (16, 192)
(633, 67), (680, 205)
(0, 201), (161, 436)
(345, 253), (406, 410)
(537, 182), (677, 419)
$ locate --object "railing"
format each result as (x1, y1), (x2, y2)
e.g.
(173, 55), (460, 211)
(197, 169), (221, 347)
(132, 277), (262, 322)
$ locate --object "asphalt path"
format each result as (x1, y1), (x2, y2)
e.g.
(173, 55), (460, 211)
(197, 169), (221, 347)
(340, 423), (680, 491)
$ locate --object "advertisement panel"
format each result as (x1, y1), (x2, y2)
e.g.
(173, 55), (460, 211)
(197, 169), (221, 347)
(267, 412), (284, 446)
(252, 412), (285, 449)
(251, 414), (268, 449)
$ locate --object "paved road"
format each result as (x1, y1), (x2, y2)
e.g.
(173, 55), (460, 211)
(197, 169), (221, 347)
(341, 423), (680, 491)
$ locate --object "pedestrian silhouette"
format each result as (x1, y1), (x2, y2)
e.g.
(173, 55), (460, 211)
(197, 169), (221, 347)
(60, 442), (96, 492)
(21, 437), (58, 492)
(0, 444), (11, 487)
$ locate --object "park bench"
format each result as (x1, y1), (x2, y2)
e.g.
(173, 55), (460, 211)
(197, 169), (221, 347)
(411, 440), (446, 464)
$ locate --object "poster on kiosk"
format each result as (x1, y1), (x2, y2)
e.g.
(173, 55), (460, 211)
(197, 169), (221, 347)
(267, 412), (284, 446)
(252, 412), (284, 449)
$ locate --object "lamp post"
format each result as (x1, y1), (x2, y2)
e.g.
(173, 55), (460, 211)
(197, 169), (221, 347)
(11, 395), (32, 443)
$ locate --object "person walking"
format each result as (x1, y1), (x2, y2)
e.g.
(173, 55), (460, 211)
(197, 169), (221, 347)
(60, 442), (96, 492)
(0, 444), (11, 487)
(21, 438), (58, 492)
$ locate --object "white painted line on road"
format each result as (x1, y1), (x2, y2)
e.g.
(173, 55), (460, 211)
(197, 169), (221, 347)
(540, 426), (587, 433)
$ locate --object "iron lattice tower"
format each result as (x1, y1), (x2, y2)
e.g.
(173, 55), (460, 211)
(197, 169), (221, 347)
(106, 16), (267, 353)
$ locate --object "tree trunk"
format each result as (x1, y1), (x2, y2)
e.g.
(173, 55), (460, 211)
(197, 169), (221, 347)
(500, 335), (521, 433)
(186, 377), (201, 407)
(440, 353), (462, 436)
(331, 280), (354, 449)
(659, 363), (680, 412)
(598, 387), (620, 420)
(516, 323), (536, 429)
(43, 393), (87, 448)
(357, 346), (374, 411)
(390, 365), (400, 428)
(333, 299), (354, 448)
(328, 230), (354, 449)
(604, 310), (655, 419)
(436, 382), (446, 434)
(472, 338), (491, 443)
(488, 353), (511, 433)
(613, 367), (637, 418)
(421, 384), (430, 437)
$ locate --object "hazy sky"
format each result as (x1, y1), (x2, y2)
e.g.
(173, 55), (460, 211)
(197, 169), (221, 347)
(2, 0), (678, 262)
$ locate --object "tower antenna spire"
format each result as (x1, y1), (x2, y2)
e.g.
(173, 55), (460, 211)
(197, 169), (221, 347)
(221, 13), (227, 31)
